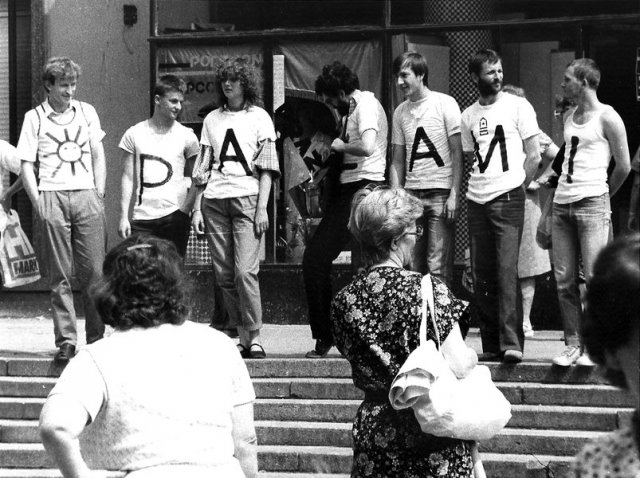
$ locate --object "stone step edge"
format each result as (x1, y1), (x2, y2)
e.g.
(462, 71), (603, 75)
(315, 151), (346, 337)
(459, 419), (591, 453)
(0, 419), (609, 439)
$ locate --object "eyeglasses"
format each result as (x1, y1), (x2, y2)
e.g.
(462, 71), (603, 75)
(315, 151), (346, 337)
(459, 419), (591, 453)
(403, 225), (423, 238)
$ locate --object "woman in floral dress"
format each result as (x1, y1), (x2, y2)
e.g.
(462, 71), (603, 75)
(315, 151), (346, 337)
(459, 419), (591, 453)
(332, 186), (478, 477)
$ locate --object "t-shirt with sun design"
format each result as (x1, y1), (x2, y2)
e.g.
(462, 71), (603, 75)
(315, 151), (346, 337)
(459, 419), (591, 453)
(17, 100), (105, 191)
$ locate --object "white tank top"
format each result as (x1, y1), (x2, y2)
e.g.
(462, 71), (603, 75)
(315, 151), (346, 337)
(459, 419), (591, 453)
(554, 106), (612, 204)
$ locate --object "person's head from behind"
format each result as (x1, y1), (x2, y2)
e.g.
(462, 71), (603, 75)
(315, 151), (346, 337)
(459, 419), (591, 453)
(214, 57), (259, 108)
(393, 52), (429, 100)
(42, 57), (81, 110)
(502, 84), (525, 98)
(92, 235), (189, 331)
(562, 58), (600, 101)
(349, 186), (423, 268)
(153, 74), (187, 122)
(468, 49), (503, 97)
(583, 234), (640, 401)
(315, 61), (360, 116)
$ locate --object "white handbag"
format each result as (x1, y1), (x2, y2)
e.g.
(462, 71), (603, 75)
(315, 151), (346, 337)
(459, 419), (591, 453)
(388, 275), (511, 441)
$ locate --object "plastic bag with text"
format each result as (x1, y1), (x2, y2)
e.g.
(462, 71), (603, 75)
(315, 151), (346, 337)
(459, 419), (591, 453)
(0, 209), (41, 288)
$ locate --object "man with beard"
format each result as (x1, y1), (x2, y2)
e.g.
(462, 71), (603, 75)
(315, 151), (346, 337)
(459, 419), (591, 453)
(302, 61), (387, 358)
(460, 49), (541, 363)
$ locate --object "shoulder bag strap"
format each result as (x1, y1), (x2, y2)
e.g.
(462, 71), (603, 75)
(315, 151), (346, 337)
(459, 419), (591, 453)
(420, 274), (440, 348)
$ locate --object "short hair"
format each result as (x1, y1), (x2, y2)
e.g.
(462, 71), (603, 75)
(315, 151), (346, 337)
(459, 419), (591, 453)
(349, 186), (423, 267)
(392, 52), (429, 86)
(568, 58), (601, 90)
(42, 57), (81, 90)
(502, 84), (525, 98)
(153, 74), (187, 97)
(583, 234), (640, 389)
(315, 61), (360, 97)
(92, 235), (190, 331)
(213, 57), (260, 108)
(468, 49), (501, 76)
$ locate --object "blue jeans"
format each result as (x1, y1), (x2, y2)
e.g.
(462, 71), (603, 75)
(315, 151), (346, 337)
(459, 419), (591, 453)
(551, 193), (611, 346)
(407, 188), (454, 286)
(37, 190), (106, 347)
(467, 186), (525, 354)
(202, 195), (262, 332)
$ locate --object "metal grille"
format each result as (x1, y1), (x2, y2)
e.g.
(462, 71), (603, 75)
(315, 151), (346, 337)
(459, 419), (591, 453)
(426, 0), (495, 263)
(185, 229), (211, 266)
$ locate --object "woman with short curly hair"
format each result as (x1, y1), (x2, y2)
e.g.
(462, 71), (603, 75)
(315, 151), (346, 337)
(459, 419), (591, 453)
(332, 185), (478, 477)
(39, 235), (258, 478)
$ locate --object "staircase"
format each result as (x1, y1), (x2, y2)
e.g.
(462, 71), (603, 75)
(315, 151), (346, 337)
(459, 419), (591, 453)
(0, 355), (635, 477)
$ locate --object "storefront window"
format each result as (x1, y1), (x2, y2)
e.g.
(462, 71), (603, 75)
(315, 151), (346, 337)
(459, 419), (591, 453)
(156, 0), (384, 34)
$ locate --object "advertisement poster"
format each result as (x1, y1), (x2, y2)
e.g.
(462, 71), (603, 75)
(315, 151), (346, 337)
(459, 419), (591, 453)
(156, 45), (264, 123)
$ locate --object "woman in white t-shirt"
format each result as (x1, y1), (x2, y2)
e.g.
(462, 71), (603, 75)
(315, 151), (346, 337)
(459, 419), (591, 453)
(191, 58), (280, 359)
(39, 235), (258, 478)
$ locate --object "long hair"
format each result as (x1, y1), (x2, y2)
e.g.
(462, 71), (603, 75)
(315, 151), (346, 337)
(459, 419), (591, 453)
(213, 57), (260, 108)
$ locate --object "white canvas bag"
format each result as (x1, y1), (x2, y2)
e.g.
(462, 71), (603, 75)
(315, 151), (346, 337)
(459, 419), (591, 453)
(388, 275), (511, 441)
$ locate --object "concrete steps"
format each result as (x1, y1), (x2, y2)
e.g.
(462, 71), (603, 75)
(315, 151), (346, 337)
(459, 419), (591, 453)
(0, 355), (632, 477)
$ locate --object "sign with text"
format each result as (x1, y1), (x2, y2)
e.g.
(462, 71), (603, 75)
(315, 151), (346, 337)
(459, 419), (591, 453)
(156, 45), (264, 123)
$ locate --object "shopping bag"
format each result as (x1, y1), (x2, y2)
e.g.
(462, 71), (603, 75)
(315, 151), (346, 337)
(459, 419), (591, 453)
(0, 209), (41, 287)
(389, 275), (511, 441)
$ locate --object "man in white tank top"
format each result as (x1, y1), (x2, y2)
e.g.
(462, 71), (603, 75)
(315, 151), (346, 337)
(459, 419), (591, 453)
(17, 57), (107, 363)
(551, 58), (630, 367)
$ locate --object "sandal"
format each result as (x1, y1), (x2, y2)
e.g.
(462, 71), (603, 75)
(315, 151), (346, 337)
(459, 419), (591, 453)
(249, 343), (266, 359)
(237, 343), (250, 359)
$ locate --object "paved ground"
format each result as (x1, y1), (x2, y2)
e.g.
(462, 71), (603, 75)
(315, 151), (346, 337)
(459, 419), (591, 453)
(0, 316), (567, 362)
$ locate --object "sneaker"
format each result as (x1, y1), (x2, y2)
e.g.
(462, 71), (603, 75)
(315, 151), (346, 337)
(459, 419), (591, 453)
(305, 339), (333, 358)
(575, 353), (596, 367)
(502, 350), (523, 363)
(523, 324), (534, 338)
(552, 345), (581, 367)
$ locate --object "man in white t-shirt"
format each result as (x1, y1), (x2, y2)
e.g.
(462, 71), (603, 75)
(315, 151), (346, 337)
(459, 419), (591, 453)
(461, 49), (541, 364)
(389, 52), (462, 286)
(302, 61), (388, 358)
(118, 75), (199, 257)
(18, 57), (107, 363)
(551, 58), (630, 367)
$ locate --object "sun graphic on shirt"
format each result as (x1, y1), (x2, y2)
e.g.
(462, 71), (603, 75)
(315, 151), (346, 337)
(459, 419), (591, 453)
(42, 127), (90, 177)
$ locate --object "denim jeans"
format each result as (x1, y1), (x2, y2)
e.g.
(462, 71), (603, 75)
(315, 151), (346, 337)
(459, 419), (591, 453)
(38, 190), (106, 347)
(302, 179), (376, 343)
(202, 195), (262, 332)
(131, 209), (191, 257)
(467, 186), (525, 354)
(551, 193), (611, 346)
(407, 188), (454, 286)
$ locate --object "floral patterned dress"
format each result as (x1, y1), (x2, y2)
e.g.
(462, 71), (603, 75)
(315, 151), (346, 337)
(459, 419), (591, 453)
(331, 267), (473, 477)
